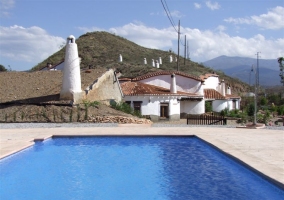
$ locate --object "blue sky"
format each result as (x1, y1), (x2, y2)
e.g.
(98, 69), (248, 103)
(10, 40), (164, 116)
(0, 0), (283, 71)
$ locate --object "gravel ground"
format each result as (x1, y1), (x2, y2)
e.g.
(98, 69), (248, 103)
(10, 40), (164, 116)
(0, 122), (283, 130)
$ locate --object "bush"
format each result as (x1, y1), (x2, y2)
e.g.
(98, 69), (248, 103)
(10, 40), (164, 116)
(220, 108), (229, 116)
(110, 101), (142, 118)
(257, 110), (271, 125)
(246, 103), (255, 116)
(205, 101), (212, 112)
(277, 105), (284, 115)
(260, 97), (268, 106)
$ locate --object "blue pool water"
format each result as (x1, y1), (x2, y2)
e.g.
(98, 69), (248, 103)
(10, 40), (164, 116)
(0, 136), (283, 200)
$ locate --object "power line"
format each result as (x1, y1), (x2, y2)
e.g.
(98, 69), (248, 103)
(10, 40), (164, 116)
(160, 0), (178, 33)
(163, 0), (176, 27)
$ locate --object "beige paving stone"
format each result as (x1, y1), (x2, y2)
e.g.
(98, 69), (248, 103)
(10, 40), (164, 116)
(0, 126), (283, 188)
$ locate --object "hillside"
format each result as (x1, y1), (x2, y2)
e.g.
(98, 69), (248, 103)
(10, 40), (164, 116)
(32, 31), (249, 93)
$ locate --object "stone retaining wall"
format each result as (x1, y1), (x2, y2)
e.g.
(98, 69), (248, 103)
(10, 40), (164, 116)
(85, 116), (152, 124)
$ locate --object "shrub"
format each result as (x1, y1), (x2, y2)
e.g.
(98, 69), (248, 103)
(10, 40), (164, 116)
(260, 97), (268, 106)
(237, 112), (248, 125)
(110, 101), (142, 118)
(257, 110), (271, 125)
(246, 103), (255, 116)
(220, 108), (229, 116)
(205, 101), (212, 113)
(277, 105), (284, 115)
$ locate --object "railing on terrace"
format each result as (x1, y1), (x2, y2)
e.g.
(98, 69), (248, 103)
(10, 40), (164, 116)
(187, 113), (227, 125)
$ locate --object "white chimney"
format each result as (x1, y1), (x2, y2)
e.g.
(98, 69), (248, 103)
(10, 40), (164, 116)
(169, 55), (173, 63)
(60, 35), (82, 103)
(227, 86), (231, 95)
(155, 60), (160, 68)
(119, 54), (123, 62)
(152, 59), (155, 67)
(159, 57), (162, 64)
(170, 74), (177, 93)
(221, 79), (226, 96)
(144, 58), (147, 65)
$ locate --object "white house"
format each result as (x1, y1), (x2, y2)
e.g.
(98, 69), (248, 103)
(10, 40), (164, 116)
(40, 61), (64, 71)
(201, 73), (241, 112)
(120, 71), (241, 121)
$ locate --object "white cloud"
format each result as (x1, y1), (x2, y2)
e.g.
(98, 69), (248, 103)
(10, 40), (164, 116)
(169, 10), (184, 18)
(78, 23), (283, 62)
(224, 6), (284, 30)
(216, 25), (226, 32)
(77, 26), (105, 33)
(206, 1), (220, 11)
(109, 23), (176, 49)
(0, 25), (65, 63)
(194, 3), (201, 9)
(0, 0), (15, 17)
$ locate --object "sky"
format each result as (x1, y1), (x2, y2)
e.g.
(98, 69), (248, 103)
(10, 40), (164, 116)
(0, 0), (283, 71)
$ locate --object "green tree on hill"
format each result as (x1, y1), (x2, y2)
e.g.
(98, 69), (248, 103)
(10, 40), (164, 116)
(0, 64), (7, 72)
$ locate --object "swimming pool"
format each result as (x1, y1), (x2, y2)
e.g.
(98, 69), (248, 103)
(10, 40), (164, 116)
(0, 136), (283, 199)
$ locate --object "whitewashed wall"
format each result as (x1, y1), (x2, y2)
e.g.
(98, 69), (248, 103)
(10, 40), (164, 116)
(212, 100), (227, 112)
(227, 99), (240, 110)
(203, 76), (219, 90)
(123, 95), (180, 120)
(180, 100), (205, 115)
(140, 75), (203, 94)
(41, 62), (64, 71)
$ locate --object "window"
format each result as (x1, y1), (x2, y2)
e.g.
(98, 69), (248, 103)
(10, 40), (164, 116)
(232, 100), (236, 109)
(133, 101), (142, 112)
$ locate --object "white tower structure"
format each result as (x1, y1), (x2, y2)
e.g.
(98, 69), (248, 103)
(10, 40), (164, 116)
(152, 59), (155, 67)
(227, 86), (231, 95)
(155, 60), (160, 68)
(144, 58), (147, 65)
(221, 80), (226, 96)
(60, 35), (82, 103)
(170, 74), (177, 93)
(169, 55), (173, 63)
(159, 57), (162, 65)
(119, 54), (123, 62)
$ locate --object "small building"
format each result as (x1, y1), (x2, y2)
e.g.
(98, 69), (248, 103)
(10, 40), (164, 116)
(120, 71), (241, 121)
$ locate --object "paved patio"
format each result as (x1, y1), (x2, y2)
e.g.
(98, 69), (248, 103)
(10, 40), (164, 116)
(0, 125), (283, 189)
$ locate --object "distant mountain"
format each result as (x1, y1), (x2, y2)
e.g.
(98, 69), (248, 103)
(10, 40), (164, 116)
(203, 55), (281, 86)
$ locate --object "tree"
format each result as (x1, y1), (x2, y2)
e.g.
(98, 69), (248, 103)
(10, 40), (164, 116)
(0, 64), (7, 72)
(278, 57), (284, 85)
(260, 97), (268, 106)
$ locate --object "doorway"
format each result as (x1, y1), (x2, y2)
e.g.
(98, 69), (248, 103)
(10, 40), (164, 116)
(160, 103), (169, 119)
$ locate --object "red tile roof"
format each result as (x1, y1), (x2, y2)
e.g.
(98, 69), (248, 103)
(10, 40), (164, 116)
(226, 94), (241, 99)
(204, 89), (226, 100)
(121, 82), (203, 97)
(132, 71), (203, 82)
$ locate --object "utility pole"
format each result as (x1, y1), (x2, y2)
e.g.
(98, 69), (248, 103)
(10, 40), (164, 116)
(187, 40), (189, 59)
(184, 35), (186, 66)
(251, 65), (257, 125)
(256, 52), (261, 90)
(177, 20), (180, 71)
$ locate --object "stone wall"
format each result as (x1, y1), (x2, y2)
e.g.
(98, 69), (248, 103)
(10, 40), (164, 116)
(85, 116), (152, 124)
(84, 69), (123, 105)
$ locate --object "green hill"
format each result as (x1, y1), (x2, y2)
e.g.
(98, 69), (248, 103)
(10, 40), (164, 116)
(32, 31), (249, 93)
